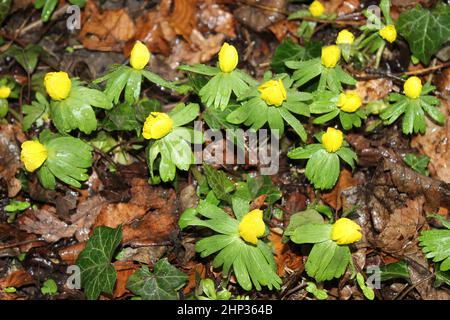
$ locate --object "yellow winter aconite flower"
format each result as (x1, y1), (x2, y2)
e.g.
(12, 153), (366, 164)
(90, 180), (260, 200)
(309, 0), (325, 17)
(403, 76), (422, 99)
(258, 79), (287, 107)
(142, 112), (173, 140)
(379, 25), (397, 43)
(331, 218), (362, 245)
(218, 42), (238, 73)
(44, 72), (71, 101)
(336, 29), (355, 45)
(321, 45), (341, 68)
(20, 141), (48, 173)
(239, 209), (265, 245)
(0, 86), (11, 99)
(337, 91), (362, 113)
(130, 41), (151, 70)
(322, 127), (343, 153)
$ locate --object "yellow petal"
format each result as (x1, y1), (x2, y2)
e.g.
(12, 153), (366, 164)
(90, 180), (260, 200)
(321, 45), (341, 68)
(0, 86), (11, 99)
(218, 43), (238, 73)
(44, 72), (71, 101)
(309, 0), (325, 17)
(239, 209), (266, 245)
(130, 41), (151, 70)
(331, 218), (362, 245)
(336, 29), (355, 45)
(322, 127), (344, 153)
(258, 79), (287, 106)
(379, 25), (397, 43)
(21, 140), (48, 172)
(142, 112), (173, 140)
(337, 91), (362, 113)
(403, 76), (422, 99)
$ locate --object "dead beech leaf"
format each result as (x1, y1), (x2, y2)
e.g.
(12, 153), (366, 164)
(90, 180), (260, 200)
(113, 261), (138, 298)
(0, 124), (25, 197)
(79, 0), (136, 52)
(0, 269), (34, 289)
(234, 0), (287, 32)
(166, 0), (197, 41)
(17, 207), (77, 242)
(268, 231), (302, 276)
(355, 78), (393, 103)
(411, 101), (450, 183)
(374, 198), (426, 255)
(93, 203), (147, 229)
(199, 1), (236, 38)
(322, 169), (358, 210)
(58, 242), (86, 265)
(183, 262), (206, 295)
(268, 20), (299, 43)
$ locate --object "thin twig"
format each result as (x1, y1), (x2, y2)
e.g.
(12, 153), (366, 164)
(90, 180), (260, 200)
(17, 4), (70, 37)
(0, 238), (46, 250)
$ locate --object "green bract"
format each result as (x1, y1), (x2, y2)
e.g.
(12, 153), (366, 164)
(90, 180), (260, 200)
(179, 64), (257, 110)
(36, 130), (93, 189)
(95, 64), (179, 105)
(285, 58), (356, 93)
(22, 92), (49, 130)
(147, 103), (202, 182)
(380, 82), (443, 134)
(310, 91), (366, 130)
(285, 209), (352, 282)
(288, 132), (357, 190)
(179, 197), (281, 291)
(419, 215), (450, 272)
(226, 74), (311, 141)
(49, 79), (112, 134)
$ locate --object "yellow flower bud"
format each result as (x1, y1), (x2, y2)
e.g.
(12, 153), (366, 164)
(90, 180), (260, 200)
(218, 42), (238, 73)
(337, 91), (362, 113)
(322, 127), (344, 153)
(142, 112), (173, 140)
(309, 0), (325, 17)
(403, 76), (422, 99)
(321, 45), (341, 68)
(331, 218), (362, 245)
(44, 72), (71, 101)
(0, 86), (11, 99)
(336, 29), (355, 45)
(239, 209), (265, 245)
(130, 41), (151, 70)
(20, 140), (48, 173)
(258, 79), (287, 107)
(379, 25), (397, 43)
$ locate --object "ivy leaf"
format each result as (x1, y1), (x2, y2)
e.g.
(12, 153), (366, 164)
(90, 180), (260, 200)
(1, 44), (44, 74)
(403, 153), (430, 176)
(126, 258), (188, 300)
(397, 3), (450, 65)
(76, 226), (122, 300)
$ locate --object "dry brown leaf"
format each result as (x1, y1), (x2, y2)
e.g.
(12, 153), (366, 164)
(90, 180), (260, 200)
(58, 242), (86, 265)
(183, 262), (206, 295)
(166, 0), (198, 41)
(355, 78), (393, 103)
(411, 101), (450, 183)
(374, 198), (426, 255)
(199, 0), (236, 38)
(0, 269), (34, 289)
(0, 124), (25, 197)
(322, 169), (358, 210)
(113, 261), (138, 298)
(234, 0), (287, 32)
(268, 231), (303, 276)
(79, 0), (136, 52)
(17, 207), (77, 242)
(268, 20), (299, 43)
